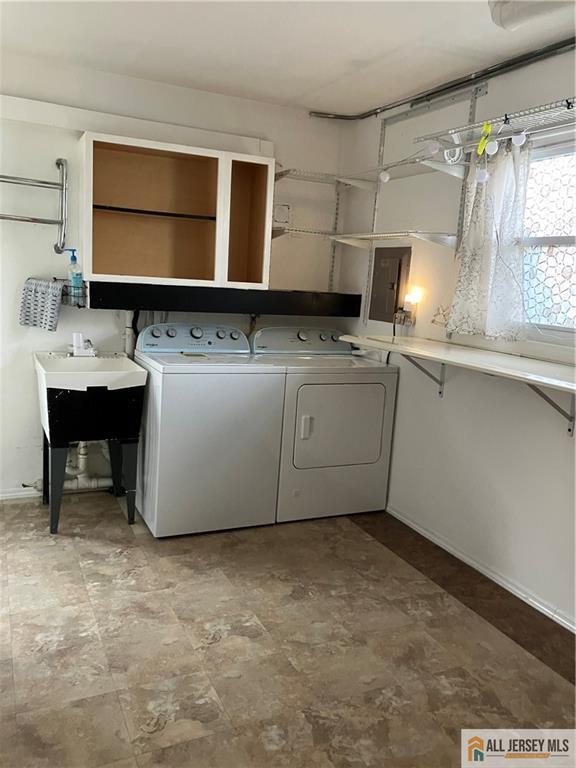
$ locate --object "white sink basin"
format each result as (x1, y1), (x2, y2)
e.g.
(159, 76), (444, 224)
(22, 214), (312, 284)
(35, 352), (147, 391)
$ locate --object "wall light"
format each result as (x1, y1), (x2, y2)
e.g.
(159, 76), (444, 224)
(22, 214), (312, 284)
(394, 286), (424, 327)
(378, 170), (391, 184)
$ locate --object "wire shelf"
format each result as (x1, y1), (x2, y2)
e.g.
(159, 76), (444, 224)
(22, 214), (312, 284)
(415, 98), (575, 149)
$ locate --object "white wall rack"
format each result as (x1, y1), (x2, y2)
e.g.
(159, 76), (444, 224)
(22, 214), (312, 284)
(331, 231), (457, 249)
(0, 159), (68, 253)
(342, 334), (576, 436)
(415, 97), (576, 152)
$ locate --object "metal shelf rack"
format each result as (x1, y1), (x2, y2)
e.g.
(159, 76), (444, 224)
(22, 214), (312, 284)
(414, 98), (575, 154)
(331, 231), (457, 249)
(0, 159), (68, 253)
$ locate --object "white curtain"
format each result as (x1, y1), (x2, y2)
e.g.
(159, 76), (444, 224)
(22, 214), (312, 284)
(447, 142), (532, 340)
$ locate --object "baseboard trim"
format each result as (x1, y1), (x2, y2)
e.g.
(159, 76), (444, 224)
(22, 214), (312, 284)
(386, 504), (576, 634)
(0, 487), (42, 502)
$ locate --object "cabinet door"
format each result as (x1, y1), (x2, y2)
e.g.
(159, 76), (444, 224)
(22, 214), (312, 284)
(224, 156), (275, 289)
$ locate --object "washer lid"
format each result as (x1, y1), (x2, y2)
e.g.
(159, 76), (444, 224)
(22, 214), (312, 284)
(135, 352), (286, 374)
(252, 354), (393, 374)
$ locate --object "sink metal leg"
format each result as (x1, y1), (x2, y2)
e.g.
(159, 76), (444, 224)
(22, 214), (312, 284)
(42, 432), (50, 505)
(121, 442), (138, 525)
(108, 439), (123, 496)
(50, 445), (68, 534)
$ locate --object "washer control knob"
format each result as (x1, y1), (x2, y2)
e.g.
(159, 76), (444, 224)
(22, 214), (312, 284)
(319, 333), (327, 341)
(230, 330), (240, 341)
(166, 328), (177, 338)
(150, 327), (162, 338)
(216, 329), (226, 340)
(190, 327), (204, 339)
(331, 333), (340, 342)
(297, 330), (308, 342)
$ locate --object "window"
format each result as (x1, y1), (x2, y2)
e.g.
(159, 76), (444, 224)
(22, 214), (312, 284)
(521, 148), (575, 330)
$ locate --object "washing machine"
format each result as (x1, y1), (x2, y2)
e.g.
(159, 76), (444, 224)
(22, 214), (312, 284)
(251, 327), (398, 522)
(135, 324), (285, 537)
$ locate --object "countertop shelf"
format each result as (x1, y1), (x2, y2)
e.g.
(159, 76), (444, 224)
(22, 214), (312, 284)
(93, 205), (216, 222)
(342, 335), (576, 394)
(332, 231), (457, 249)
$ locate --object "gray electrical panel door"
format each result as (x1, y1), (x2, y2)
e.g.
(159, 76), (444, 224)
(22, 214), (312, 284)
(369, 247), (411, 322)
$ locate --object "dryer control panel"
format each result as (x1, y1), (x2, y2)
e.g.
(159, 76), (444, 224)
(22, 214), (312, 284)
(136, 324), (250, 354)
(251, 327), (351, 354)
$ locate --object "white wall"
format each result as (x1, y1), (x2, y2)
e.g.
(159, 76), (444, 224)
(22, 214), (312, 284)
(0, 54), (342, 498)
(338, 51), (575, 628)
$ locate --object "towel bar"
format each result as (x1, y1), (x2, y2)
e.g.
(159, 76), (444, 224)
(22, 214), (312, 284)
(0, 158), (68, 252)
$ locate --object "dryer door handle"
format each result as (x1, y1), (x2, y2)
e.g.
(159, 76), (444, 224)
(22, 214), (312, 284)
(299, 414), (313, 440)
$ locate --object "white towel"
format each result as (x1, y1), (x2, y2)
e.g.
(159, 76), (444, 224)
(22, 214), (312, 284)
(19, 278), (63, 332)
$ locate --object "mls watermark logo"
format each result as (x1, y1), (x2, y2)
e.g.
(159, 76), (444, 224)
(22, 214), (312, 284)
(461, 729), (576, 767)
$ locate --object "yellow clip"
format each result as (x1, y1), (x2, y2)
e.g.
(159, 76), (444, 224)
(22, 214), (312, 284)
(477, 122), (492, 156)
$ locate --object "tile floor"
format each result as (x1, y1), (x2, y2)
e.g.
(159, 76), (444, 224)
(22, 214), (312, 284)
(0, 493), (574, 767)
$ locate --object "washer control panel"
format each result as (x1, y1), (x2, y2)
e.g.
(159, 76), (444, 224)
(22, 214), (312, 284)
(137, 324), (250, 353)
(251, 327), (351, 354)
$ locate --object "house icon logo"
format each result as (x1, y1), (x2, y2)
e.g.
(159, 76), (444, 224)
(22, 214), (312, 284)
(467, 736), (485, 762)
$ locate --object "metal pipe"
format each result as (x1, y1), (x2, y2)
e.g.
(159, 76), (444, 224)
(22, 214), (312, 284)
(54, 158), (68, 253)
(309, 37), (575, 121)
(0, 174), (62, 189)
(0, 213), (62, 225)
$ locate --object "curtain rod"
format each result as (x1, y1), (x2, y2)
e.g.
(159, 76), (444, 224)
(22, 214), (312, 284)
(309, 37), (575, 121)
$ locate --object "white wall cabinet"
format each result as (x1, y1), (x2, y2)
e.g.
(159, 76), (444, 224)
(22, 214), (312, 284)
(81, 132), (275, 289)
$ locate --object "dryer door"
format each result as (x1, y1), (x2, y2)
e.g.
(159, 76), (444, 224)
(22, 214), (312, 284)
(293, 383), (386, 469)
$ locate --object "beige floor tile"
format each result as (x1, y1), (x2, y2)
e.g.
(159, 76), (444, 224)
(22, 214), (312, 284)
(7, 566), (90, 614)
(0, 658), (15, 717)
(206, 652), (313, 728)
(0, 692), (132, 768)
(118, 671), (232, 754)
(234, 711), (367, 767)
(92, 591), (202, 688)
(12, 638), (118, 712)
(10, 602), (99, 657)
(135, 732), (250, 768)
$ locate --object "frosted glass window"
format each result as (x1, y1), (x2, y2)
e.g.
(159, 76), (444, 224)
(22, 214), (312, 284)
(522, 152), (576, 329)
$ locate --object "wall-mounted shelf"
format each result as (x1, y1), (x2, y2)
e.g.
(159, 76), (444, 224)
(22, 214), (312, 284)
(276, 159), (465, 193)
(93, 204), (216, 222)
(342, 334), (575, 436)
(415, 97), (576, 152)
(272, 226), (336, 239)
(89, 281), (362, 317)
(332, 231), (457, 249)
(0, 159), (68, 252)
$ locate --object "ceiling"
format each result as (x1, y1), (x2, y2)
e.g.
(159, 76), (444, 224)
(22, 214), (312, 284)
(1, 2), (574, 113)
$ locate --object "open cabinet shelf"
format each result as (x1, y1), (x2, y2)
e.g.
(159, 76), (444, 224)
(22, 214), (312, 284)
(83, 133), (274, 288)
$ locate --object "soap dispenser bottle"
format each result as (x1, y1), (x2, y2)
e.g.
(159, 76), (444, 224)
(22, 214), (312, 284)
(65, 248), (83, 304)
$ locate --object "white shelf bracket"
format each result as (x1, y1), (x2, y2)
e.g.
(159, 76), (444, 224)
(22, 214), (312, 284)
(404, 355), (446, 398)
(335, 177), (377, 192)
(527, 385), (575, 437)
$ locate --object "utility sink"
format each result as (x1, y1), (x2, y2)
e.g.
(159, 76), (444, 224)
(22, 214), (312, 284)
(35, 352), (147, 392)
(35, 352), (148, 447)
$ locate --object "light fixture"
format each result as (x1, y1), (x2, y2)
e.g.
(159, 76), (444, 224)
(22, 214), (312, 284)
(512, 131), (527, 146)
(378, 170), (391, 184)
(427, 140), (441, 156)
(476, 168), (490, 183)
(404, 286), (423, 305)
(396, 286), (424, 327)
(485, 140), (499, 156)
